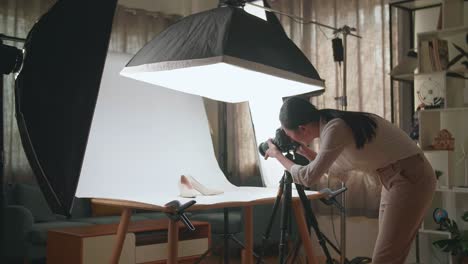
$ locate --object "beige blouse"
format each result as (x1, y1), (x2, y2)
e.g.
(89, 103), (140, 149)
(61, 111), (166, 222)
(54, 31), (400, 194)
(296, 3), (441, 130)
(290, 116), (421, 187)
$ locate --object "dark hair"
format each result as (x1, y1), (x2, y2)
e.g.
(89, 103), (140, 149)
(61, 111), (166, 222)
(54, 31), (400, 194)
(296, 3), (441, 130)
(279, 97), (377, 149)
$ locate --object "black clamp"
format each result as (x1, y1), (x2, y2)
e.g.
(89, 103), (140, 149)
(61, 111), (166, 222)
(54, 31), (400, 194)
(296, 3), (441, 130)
(319, 187), (347, 213)
(164, 200), (196, 231)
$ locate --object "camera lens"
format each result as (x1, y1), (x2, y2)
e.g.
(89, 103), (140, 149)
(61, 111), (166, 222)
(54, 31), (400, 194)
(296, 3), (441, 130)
(258, 142), (269, 157)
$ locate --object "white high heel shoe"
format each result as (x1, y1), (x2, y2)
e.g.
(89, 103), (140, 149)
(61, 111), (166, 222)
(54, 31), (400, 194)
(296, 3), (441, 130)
(186, 175), (223, 196)
(179, 175), (200, 198)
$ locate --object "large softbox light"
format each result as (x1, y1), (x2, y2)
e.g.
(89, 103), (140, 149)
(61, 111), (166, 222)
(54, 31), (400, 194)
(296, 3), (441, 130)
(15, 0), (118, 216)
(121, 3), (325, 102)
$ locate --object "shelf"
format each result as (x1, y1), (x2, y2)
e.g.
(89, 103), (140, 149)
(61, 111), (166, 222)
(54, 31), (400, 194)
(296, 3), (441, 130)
(392, 68), (467, 81)
(418, 26), (468, 39)
(419, 106), (468, 113)
(391, 73), (415, 82)
(452, 186), (468, 193)
(435, 187), (468, 193)
(417, 28), (467, 79)
(415, 70), (468, 78)
(390, 0), (441, 10)
(436, 187), (452, 192)
(422, 148), (454, 152)
(419, 228), (451, 236)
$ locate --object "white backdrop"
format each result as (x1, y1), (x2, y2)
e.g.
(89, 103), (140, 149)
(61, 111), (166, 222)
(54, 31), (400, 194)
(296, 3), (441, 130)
(76, 52), (232, 205)
(76, 52), (316, 206)
(249, 98), (288, 187)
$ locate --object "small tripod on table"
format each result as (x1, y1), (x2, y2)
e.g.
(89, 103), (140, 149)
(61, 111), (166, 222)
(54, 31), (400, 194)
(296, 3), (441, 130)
(256, 152), (371, 264)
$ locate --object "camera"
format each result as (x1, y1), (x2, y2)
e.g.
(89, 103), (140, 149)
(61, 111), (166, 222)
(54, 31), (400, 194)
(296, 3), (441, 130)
(258, 128), (300, 157)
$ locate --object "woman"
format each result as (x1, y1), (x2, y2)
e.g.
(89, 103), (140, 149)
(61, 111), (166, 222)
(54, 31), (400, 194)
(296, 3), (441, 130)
(264, 96), (436, 263)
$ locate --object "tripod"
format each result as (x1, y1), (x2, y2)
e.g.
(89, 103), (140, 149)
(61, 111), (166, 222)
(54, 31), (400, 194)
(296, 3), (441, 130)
(256, 153), (370, 264)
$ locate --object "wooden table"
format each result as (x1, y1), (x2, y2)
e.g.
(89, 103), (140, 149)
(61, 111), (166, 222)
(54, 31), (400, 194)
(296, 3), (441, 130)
(92, 191), (324, 264)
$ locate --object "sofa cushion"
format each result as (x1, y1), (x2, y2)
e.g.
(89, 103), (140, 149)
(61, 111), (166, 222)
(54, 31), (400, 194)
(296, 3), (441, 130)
(28, 221), (93, 245)
(70, 215), (149, 225)
(70, 198), (92, 218)
(13, 184), (56, 222)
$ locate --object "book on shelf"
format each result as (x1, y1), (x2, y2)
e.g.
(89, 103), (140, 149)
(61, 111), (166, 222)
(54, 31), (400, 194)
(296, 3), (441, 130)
(437, 39), (449, 70)
(419, 38), (449, 73)
(419, 41), (432, 73)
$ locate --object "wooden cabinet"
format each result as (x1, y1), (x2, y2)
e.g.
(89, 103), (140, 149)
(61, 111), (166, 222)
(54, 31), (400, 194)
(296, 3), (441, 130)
(47, 219), (210, 264)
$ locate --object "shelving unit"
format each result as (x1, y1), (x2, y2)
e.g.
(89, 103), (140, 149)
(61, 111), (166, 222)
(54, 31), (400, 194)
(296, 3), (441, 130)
(389, 0), (445, 125)
(417, 23), (467, 264)
(390, 1), (467, 263)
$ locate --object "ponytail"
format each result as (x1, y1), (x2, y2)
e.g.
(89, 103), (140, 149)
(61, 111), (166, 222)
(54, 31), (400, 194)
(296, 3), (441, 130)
(319, 109), (377, 149)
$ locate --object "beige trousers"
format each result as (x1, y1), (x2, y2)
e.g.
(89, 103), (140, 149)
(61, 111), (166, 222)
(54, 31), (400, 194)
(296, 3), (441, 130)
(372, 154), (436, 263)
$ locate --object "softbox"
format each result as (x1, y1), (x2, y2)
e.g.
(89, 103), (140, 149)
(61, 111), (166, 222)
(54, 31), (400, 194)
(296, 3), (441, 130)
(15, 0), (118, 216)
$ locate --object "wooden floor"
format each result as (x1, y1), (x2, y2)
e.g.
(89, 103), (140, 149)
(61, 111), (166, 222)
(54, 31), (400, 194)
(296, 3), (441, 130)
(203, 255), (278, 264)
(203, 255), (327, 264)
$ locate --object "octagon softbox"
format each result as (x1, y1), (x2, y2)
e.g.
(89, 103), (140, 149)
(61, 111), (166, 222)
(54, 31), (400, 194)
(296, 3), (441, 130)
(15, 0), (118, 216)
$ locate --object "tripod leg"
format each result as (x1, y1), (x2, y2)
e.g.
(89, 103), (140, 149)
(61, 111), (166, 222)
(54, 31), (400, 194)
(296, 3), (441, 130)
(279, 174), (292, 264)
(292, 200), (318, 264)
(256, 175), (286, 264)
(194, 246), (215, 264)
(295, 184), (335, 264)
(287, 238), (302, 264)
(230, 235), (263, 262)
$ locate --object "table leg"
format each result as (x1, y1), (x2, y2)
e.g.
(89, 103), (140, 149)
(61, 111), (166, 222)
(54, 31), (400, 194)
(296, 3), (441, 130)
(167, 218), (179, 264)
(243, 206), (253, 264)
(110, 208), (132, 264)
(292, 200), (318, 264)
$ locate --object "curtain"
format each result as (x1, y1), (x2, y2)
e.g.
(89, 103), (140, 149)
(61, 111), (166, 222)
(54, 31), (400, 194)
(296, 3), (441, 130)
(225, 0), (400, 217)
(0, 0), (180, 183)
(1, 0), (56, 183)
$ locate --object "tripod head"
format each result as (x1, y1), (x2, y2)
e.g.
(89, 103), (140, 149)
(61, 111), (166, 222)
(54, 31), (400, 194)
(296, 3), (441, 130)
(284, 149), (309, 166)
(164, 200), (196, 231)
(284, 150), (347, 213)
(319, 187), (347, 213)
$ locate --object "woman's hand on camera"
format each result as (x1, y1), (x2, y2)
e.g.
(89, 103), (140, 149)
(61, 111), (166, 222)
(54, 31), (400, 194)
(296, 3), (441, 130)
(264, 139), (282, 160)
(296, 144), (317, 161)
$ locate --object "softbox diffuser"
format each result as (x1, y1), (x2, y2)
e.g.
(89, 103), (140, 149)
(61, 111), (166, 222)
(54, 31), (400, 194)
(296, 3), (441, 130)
(121, 5), (325, 103)
(15, 0), (118, 216)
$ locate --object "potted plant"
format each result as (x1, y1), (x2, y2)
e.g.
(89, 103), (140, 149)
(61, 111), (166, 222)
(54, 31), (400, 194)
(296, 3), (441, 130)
(433, 211), (468, 264)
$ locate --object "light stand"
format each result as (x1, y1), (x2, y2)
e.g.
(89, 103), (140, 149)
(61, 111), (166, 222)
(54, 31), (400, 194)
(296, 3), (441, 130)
(246, 3), (362, 263)
(0, 36), (4, 261)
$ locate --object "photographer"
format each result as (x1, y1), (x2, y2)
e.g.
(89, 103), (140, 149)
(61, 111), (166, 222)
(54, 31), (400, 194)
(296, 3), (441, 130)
(263, 96), (436, 264)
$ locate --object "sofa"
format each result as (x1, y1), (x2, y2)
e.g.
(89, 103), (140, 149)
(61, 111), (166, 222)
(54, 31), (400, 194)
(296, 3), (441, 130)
(2, 183), (167, 263)
(1, 183), (292, 263)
